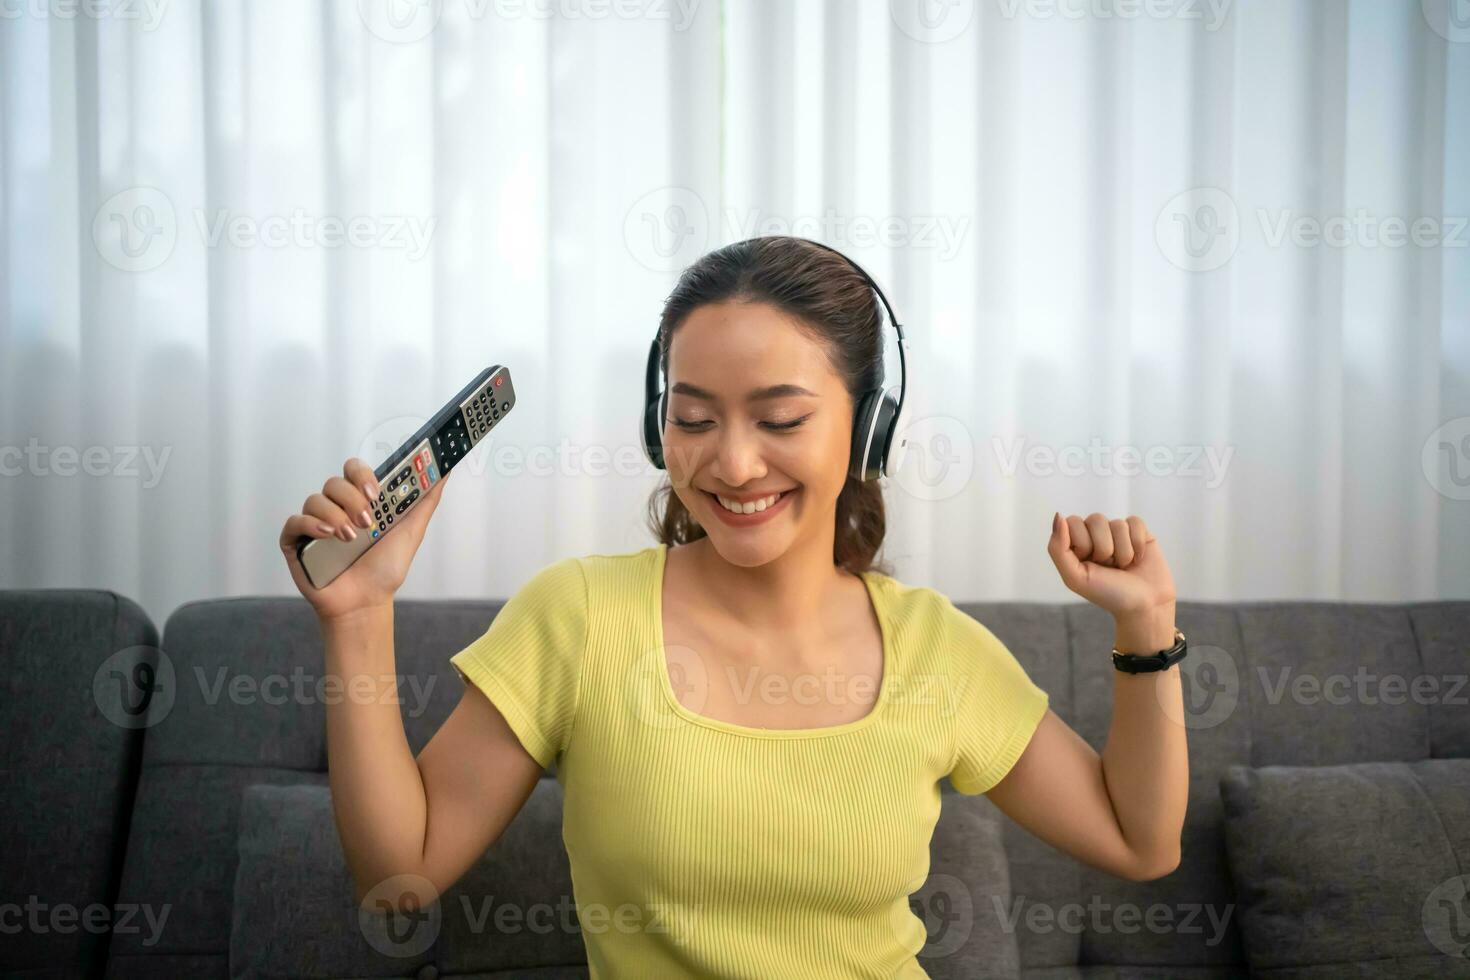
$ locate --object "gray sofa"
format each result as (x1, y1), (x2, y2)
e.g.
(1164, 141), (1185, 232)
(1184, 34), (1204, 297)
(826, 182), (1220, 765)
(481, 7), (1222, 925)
(3, 588), (1468, 979)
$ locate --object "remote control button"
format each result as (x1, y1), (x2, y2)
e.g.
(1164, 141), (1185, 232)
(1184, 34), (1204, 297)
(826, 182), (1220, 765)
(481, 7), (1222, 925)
(502, 401), (510, 412)
(371, 530), (379, 538)
(378, 520), (386, 530)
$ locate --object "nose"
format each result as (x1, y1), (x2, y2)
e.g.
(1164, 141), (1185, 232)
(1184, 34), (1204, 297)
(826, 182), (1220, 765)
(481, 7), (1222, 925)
(710, 423), (768, 489)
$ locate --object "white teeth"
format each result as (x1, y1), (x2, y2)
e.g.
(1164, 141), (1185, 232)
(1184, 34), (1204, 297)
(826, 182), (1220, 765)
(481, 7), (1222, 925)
(716, 491), (783, 515)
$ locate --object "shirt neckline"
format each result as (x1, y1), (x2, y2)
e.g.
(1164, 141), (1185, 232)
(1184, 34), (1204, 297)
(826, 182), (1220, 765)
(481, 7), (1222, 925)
(648, 541), (892, 739)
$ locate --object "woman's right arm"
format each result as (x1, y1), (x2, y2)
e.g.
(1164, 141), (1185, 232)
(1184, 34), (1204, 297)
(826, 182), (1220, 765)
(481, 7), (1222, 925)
(279, 457), (543, 908)
(320, 605), (544, 905)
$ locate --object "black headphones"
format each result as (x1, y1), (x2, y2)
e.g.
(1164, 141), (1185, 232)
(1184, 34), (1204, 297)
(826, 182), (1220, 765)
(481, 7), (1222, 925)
(640, 237), (912, 483)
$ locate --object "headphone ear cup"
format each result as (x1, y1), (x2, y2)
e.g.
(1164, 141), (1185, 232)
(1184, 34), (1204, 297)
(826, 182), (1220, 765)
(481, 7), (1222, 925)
(869, 390), (900, 480)
(642, 391), (666, 470)
(641, 337), (668, 470)
(849, 390), (881, 482)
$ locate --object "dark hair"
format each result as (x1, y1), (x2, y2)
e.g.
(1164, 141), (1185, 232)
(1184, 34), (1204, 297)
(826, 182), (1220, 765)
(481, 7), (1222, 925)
(644, 236), (893, 577)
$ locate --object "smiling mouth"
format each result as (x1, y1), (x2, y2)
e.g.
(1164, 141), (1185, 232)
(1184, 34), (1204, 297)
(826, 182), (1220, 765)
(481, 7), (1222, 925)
(705, 489), (793, 516)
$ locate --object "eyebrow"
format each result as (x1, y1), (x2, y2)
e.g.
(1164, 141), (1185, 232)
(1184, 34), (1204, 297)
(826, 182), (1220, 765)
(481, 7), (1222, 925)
(669, 382), (819, 402)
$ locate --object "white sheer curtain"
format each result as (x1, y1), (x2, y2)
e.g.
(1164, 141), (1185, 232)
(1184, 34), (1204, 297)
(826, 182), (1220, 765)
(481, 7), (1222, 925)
(1, 0), (1466, 630)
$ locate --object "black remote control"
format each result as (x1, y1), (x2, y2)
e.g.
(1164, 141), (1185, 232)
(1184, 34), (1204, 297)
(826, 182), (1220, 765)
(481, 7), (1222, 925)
(296, 365), (516, 589)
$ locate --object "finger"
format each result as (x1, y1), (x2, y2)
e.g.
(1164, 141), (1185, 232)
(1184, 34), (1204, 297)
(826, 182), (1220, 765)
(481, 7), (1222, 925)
(1110, 518), (1135, 568)
(1084, 513), (1113, 564)
(1127, 515), (1152, 564)
(1048, 512), (1087, 593)
(278, 513), (340, 552)
(324, 475), (373, 530)
(278, 513), (339, 596)
(1066, 514), (1093, 561)
(344, 457), (382, 504)
(303, 492), (358, 542)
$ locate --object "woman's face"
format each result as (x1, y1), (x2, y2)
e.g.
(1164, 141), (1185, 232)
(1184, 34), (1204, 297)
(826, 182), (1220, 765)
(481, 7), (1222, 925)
(662, 300), (854, 568)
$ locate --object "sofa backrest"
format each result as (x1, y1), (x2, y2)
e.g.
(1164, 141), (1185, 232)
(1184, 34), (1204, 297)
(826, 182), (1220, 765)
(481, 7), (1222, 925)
(98, 592), (1470, 977)
(104, 596), (495, 980)
(0, 590), (157, 979)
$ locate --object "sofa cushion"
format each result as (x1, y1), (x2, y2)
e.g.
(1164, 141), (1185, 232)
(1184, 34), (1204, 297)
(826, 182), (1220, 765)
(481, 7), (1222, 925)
(1220, 759), (1470, 978)
(231, 779), (583, 979)
(230, 781), (1023, 978)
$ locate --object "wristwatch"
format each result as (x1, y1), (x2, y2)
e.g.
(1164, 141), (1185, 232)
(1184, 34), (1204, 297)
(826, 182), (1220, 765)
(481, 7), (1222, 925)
(1111, 628), (1188, 673)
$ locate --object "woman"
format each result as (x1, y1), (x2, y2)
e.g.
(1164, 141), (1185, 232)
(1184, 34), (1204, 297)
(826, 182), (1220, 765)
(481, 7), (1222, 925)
(278, 236), (1187, 977)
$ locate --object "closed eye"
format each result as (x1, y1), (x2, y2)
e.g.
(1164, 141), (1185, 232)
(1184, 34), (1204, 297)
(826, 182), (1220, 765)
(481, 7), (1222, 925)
(667, 414), (812, 432)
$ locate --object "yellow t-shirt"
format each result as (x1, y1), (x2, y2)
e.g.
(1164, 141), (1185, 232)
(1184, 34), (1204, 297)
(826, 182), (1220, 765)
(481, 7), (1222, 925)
(449, 543), (1049, 978)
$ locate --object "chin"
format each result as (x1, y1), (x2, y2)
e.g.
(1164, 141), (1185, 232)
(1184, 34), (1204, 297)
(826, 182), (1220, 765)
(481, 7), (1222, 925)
(703, 531), (794, 569)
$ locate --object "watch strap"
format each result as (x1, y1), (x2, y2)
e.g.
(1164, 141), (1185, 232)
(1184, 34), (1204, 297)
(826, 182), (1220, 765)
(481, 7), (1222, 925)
(1111, 628), (1188, 673)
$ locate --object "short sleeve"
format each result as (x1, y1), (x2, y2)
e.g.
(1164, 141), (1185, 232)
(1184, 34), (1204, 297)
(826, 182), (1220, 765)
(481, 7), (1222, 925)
(449, 556), (589, 769)
(944, 599), (1051, 795)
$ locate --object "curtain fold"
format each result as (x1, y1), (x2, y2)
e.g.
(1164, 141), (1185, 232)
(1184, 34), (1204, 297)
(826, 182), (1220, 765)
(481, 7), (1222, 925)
(1, 0), (1466, 629)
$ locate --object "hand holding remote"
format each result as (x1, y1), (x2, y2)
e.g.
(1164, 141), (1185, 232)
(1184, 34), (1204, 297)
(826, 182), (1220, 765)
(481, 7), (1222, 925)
(279, 456), (452, 622)
(276, 365), (513, 619)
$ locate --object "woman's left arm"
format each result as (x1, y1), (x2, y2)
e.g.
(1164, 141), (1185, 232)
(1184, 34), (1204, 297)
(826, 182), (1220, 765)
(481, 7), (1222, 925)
(984, 512), (1187, 883)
